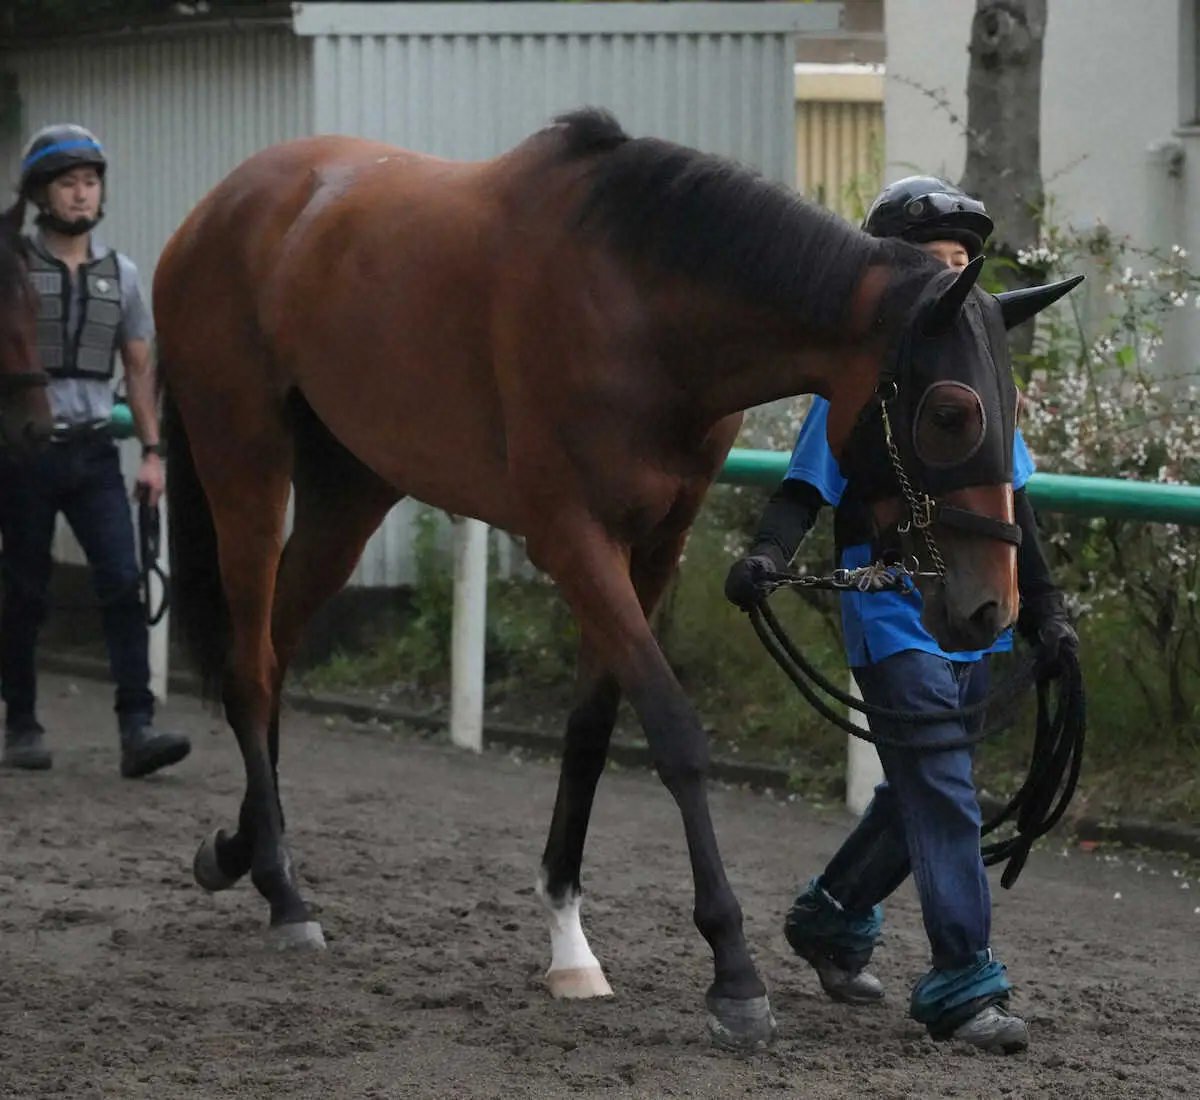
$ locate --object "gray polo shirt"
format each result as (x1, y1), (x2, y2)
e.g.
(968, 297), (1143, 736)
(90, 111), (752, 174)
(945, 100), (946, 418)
(25, 228), (154, 427)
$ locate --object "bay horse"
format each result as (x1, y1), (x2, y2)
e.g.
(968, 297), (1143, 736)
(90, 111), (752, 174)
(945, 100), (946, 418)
(154, 109), (1080, 1049)
(0, 200), (53, 449)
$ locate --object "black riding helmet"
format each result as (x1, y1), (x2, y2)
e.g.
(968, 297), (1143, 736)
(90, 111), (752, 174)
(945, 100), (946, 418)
(17, 123), (108, 236)
(863, 175), (994, 260)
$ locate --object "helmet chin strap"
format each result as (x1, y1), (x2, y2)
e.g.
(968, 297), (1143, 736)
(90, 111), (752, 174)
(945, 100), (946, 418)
(34, 207), (103, 237)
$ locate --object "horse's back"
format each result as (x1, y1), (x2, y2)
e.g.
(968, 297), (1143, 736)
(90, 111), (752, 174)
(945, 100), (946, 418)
(154, 118), (716, 537)
(153, 132), (498, 391)
(153, 131), (532, 522)
(156, 135), (439, 301)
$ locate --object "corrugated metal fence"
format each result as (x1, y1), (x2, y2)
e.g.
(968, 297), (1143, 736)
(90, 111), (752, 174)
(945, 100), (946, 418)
(0, 27), (312, 567)
(293, 1), (813, 588)
(793, 62), (884, 224)
(0, 29), (313, 280)
(0, 3), (885, 587)
(305, 22), (796, 181)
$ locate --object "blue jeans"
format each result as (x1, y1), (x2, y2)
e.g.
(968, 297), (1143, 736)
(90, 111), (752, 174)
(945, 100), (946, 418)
(821, 648), (991, 969)
(0, 436), (153, 725)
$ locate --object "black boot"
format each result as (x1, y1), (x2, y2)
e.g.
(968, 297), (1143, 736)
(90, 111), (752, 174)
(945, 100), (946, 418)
(119, 717), (191, 779)
(2, 716), (52, 771)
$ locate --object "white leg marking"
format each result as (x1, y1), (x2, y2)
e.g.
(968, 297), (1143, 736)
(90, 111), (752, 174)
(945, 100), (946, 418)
(536, 871), (613, 999)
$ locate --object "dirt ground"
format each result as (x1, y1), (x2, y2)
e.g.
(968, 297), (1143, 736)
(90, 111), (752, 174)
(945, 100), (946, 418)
(2, 673), (1198, 1100)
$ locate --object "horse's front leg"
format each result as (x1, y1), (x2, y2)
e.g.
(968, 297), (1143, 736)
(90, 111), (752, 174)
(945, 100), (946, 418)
(534, 521), (775, 1050)
(538, 532), (697, 1000)
(537, 639), (619, 999)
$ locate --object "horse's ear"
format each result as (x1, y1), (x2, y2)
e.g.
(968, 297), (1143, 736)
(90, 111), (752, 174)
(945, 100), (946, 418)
(995, 274), (1086, 330)
(920, 254), (985, 337)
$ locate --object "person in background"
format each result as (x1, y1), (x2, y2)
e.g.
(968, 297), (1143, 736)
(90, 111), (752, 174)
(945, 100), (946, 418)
(0, 123), (191, 778)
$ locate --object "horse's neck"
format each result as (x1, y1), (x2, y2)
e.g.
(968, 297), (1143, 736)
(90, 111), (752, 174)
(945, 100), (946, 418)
(685, 338), (843, 418)
(662, 269), (892, 423)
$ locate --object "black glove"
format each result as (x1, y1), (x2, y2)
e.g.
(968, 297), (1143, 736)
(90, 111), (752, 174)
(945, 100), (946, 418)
(724, 552), (782, 611)
(724, 480), (827, 612)
(1018, 591), (1079, 679)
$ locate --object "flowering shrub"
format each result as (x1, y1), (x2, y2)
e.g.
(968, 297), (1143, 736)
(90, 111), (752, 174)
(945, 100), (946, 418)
(1017, 219), (1200, 728)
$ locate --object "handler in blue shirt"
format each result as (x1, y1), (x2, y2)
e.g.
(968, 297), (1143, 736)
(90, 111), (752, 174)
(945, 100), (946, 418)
(725, 177), (1077, 1055)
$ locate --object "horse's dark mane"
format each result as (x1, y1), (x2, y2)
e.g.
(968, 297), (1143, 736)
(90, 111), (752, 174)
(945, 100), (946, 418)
(0, 201), (27, 310)
(552, 107), (940, 333)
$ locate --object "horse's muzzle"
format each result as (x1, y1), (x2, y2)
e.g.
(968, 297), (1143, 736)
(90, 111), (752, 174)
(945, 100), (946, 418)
(921, 585), (1015, 654)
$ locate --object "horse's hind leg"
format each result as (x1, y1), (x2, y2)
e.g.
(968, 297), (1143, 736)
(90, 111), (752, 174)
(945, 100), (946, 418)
(537, 535), (683, 1000)
(267, 398), (399, 782)
(195, 394), (398, 898)
(177, 378), (330, 948)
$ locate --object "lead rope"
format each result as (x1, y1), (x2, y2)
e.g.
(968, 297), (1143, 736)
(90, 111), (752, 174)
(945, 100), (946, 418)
(4, 496), (169, 626)
(137, 495), (170, 627)
(746, 585), (1086, 889)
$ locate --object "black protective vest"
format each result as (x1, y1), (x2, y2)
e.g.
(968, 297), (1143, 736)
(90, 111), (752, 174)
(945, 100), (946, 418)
(28, 248), (122, 380)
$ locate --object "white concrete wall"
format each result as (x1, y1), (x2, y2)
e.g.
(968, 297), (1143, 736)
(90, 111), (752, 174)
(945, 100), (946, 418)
(884, 1), (1196, 369)
(884, 0), (1182, 242)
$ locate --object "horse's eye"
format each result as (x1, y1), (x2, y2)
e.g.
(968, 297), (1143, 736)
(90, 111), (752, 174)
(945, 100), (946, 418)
(913, 382), (986, 467)
(932, 405), (966, 432)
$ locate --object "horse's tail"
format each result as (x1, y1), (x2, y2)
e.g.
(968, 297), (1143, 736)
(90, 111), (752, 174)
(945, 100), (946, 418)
(162, 379), (229, 705)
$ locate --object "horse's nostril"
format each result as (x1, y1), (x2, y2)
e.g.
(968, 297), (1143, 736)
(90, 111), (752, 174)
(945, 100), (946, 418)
(969, 600), (1002, 639)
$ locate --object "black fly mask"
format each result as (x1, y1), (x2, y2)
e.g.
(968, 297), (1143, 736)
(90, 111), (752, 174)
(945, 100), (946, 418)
(838, 256), (1084, 573)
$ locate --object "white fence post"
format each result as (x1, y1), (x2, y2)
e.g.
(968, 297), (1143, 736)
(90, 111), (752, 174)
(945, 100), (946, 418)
(845, 673), (883, 815)
(148, 493), (170, 703)
(442, 513), (881, 796)
(449, 516), (488, 753)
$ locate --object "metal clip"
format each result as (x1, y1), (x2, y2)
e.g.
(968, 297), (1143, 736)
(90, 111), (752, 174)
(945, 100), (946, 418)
(910, 495), (936, 530)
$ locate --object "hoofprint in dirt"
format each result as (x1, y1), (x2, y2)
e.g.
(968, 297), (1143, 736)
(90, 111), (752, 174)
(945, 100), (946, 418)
(0, 674), (1196, 1100)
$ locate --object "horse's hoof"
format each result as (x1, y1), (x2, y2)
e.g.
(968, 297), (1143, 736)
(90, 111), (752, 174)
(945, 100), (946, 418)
(705, 993), (777, 1052)
(546, 965), (614, 1000)
(193, 830), (240, 892)
(266, 920), (326, 952)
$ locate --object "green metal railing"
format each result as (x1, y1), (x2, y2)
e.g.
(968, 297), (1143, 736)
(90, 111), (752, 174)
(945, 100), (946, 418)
(719, 448), (1200, 526)
(111, 404), (1200, 526)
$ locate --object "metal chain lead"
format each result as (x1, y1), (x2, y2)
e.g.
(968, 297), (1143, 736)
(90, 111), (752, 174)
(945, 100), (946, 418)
(880, 399), (947, 577)
(762, 558), (939, 596)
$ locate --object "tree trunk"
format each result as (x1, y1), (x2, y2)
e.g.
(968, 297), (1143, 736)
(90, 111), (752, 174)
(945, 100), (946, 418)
(959, 0), (1048, 364)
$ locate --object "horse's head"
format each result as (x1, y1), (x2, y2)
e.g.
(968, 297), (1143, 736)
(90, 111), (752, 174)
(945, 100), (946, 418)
(0, 199), (52, 453)
(827, 250), (1082, 653)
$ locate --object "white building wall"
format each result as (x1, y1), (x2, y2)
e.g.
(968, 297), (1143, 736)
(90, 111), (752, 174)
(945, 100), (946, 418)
(883, 0), (1196, 371)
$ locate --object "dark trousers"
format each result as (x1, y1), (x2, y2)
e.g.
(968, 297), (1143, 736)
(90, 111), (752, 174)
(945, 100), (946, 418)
(0, 436), (152, 725)
(821, 649), (991, 969)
